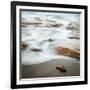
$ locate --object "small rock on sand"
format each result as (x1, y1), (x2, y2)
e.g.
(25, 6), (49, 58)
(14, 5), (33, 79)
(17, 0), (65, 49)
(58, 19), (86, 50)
(56, 64), (67, 72)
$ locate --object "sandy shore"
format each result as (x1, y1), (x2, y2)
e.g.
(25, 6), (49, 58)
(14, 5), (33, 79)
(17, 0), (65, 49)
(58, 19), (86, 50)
(21, 58), (80, 79)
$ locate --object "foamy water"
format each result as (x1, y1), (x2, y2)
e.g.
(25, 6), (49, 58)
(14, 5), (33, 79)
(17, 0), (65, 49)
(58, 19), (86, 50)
(21, 26), (80, 65)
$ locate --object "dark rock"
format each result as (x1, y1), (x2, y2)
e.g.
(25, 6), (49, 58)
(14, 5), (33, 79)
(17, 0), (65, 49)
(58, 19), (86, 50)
(68, 36), (79, 39)
(21, 42), (28, 49)
(48, 39), (54, 42)
(50, 23), (63, 27)
(56, 64), (67, 72)
(31, 48), (42, 52)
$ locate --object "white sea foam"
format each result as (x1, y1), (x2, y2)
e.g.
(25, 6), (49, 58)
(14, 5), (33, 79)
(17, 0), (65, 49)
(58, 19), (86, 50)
(21, 11), (80, 65)
(21, 26), (80, 65)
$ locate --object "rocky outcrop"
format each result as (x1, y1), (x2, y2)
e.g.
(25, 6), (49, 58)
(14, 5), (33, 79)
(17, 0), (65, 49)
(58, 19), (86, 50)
(55, 46), (80, 60)
(21, 17), (64, 28)
(66, 22), (80, 30)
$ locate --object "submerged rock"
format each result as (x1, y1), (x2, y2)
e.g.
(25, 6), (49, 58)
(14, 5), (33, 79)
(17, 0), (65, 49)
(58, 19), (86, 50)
(68, 36), (80, 39)
(30, 48), (42, 52)
(50, 23), (63, 27)
(56, 64), (67, 72)
(55, 46), (80, 60)
(48, 39), (54, 42)
(21, 42), (28, 49)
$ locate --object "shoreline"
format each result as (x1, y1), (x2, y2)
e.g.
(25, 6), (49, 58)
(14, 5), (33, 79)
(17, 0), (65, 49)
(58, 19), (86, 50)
(21, 58), (80, 79)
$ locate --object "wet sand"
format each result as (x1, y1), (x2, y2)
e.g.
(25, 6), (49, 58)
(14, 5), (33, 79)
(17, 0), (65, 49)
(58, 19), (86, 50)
(21, 58), (80, 79)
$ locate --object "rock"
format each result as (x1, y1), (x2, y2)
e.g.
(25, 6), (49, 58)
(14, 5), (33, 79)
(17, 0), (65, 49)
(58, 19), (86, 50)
(21, 42), (28, 49)
(48, 39), (54, 42)
(31, 48), (42, 52)
(50, 23), (63, 27)
(55, 46), (80, 60)
(56, 64), (67, 72)
(21, 18), (64, 28)
(68, 36), (79, 39)
(66, 22), (80, 30)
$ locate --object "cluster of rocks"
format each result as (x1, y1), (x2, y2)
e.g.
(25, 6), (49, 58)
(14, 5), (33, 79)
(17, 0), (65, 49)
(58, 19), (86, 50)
(21, 42), (42, 52)
(21, 41), (80, 60)
(22, 17), (80, 31)
(21, 17), (64, 28)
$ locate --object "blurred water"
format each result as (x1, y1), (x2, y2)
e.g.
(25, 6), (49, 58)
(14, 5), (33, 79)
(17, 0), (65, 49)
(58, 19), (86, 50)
(21, 26), (80, 65)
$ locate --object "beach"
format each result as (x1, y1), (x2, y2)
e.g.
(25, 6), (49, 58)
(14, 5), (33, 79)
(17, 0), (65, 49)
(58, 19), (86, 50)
(21, 58), (80, 78)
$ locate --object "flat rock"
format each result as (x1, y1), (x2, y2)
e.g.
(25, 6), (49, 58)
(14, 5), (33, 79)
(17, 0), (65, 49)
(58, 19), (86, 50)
(55, 46), (80, 60)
